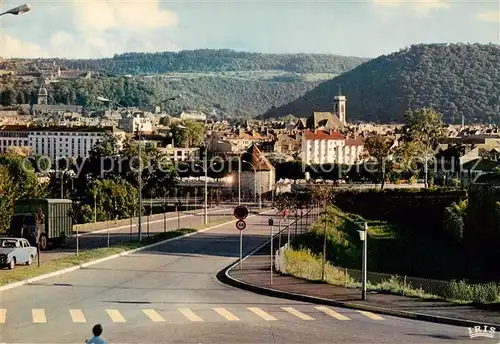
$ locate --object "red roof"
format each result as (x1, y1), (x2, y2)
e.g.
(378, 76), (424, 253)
(345, 136), (364, 146)
(303, 130), (345, 141)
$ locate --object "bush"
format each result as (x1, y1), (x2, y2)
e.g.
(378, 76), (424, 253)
(332, 189), (466, 234)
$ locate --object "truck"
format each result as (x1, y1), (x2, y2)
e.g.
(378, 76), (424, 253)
(8, 198), (73, 250)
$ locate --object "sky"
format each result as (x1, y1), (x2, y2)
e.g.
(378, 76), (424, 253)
(0, 0), (499, 59)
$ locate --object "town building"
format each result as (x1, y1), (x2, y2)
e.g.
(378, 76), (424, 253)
(236, 144), (276, 197)
(295, 93), (347, 131)
(301, 129), (364, 165)
(0, 125), (125, 164)
(118, 114), (154, 134)
(31, 83), (83, 115)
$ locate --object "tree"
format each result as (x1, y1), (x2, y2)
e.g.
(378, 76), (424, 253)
(170, 120), (205, 148)
(400, 108), (445, 187)
(0, 153), (47, 233)
(364, 135), (394, 189)
(87, 177), (138, 222)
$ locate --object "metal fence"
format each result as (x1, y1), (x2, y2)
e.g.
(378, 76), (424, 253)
(271, 204), (483, 302)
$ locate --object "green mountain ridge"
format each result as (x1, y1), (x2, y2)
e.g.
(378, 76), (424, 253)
(263, 43), (500, 124)
(56, 49), (369, 75)
(1, 49), (369, 118)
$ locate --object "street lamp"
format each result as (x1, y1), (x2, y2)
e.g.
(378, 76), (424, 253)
(98, 95), (181, 240)
(97, 96), (144, 241)
(0, 4), (31, 16)
(177, 124), (208, 225)
(358, 222), (368, 301)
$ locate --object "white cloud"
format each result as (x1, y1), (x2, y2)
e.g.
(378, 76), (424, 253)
(73, 0), (178, 32)
(50, 32), (74, 47)
(0, 35), (49, 58)
(476, 10), (500, 23)
(372, 0), (450, 16)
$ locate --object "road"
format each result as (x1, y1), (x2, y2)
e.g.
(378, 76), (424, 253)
(1, 206), (235, 266)
(0, 211), (485, 344)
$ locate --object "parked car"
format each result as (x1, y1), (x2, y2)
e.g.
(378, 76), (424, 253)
(0, 237), (38, 269)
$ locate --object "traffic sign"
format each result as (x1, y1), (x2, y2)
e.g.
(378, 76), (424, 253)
(236, 220), (246, 231)
(234, 205), (249, 220)
(282, 210), (289, 219)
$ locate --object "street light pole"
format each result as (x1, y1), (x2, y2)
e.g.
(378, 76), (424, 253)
(0, 4), (31, 17)
(138, 130), (143, 241)
(238, 157), (241, 205)
(177, 124), (209, 225)
(358, 221), (368, 301)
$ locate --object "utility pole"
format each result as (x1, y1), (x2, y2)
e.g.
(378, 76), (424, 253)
(358, 222), (368, 301)
(137, 123), (143, 242)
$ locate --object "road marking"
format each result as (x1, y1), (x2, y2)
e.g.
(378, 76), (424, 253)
(69, 309), (87, 323)
(281, 307), (315, 320)
(178, 308), (204, 322)
(247, 307), (277, 321)
(32, 309), (47, 323)
(106, 309), (126, 323)
(213, 308), (240, 321)
(142, 309), (165, 322)
(0, 309), (6, 324)
(358, 311), (384, 320)
(315, 306), (350, 320)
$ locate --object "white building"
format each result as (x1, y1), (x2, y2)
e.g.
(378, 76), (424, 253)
(118, 114), (154, 134)
(0, 125), (125, 163)
(158, 145), (200, 162)
(301, 129), (364, 165)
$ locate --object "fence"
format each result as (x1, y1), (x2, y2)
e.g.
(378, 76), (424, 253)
(271, 204), (500, 304)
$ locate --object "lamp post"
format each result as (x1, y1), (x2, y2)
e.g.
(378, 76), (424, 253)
(177, 125), (208, 225)
(97, 96), (144, 240)
(358, 222), (368, 301)
(98, 95), (180, 240)
(0, 4), (31, 17)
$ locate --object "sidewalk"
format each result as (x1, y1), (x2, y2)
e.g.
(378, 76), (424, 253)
(223, 237), (500, 327)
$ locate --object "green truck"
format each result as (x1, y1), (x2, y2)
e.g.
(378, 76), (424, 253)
(8, 198), (73, 250)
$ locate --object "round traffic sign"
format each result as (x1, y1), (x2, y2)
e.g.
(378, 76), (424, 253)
(234, 205), (249, 220)
(236, 220), (246, 231)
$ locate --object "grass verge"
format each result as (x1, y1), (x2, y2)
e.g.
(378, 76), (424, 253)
(0, 216), (235, 287)
(282, 247), (500, 306)
(285, 205), (500, 306)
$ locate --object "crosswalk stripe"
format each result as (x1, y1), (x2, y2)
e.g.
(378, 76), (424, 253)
(281, 307), (315, 320)
(358, 311), (384, 320)
(179, 308), (204, 322)
(106, 309), (126, 323)
(69, 309), (87, 323)
(213, 308), (240, 321)
(32, 309), (47, 323)
(0, 309), (6, 324)
(247, 307), (277, 321)
(142, 309), (165, 322)
(315, 306), (350, 320)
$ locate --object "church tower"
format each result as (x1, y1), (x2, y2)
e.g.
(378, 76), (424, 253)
(333, 90), (347, 125)
(37, 83), (48, 105)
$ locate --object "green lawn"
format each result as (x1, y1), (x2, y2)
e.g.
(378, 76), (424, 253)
(0, 216), (235, 287)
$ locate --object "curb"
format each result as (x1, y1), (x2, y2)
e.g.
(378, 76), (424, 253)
(0, 209), (271, 293)
(216, 245), (500, 329)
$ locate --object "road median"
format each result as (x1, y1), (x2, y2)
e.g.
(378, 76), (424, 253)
(0, 217), (232, 292)
(1, 207), (271, 293)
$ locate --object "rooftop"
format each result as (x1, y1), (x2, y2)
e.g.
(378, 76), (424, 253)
(0, 125), (124, 133)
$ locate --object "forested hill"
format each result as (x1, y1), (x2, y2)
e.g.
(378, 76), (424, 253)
(262, 44), (500, 124)
(57, 49), (369, 75)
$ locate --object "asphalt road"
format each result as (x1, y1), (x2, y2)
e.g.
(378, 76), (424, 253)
(0, 206), (235, 267)
(0, 211), (489, 344)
